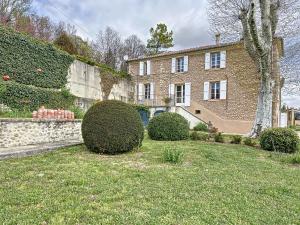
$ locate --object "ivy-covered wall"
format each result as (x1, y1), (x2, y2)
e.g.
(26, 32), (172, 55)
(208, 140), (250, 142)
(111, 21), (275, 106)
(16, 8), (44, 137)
(0, 26), (74, 89)
(0, 81), (75, 111)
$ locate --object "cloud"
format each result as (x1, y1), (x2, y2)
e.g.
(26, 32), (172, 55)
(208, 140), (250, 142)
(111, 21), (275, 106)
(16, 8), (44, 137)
(32, 0), (212, 48)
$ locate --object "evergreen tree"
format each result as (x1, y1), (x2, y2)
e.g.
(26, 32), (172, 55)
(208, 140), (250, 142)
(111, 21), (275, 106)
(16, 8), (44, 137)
(147, 23), (174, 54)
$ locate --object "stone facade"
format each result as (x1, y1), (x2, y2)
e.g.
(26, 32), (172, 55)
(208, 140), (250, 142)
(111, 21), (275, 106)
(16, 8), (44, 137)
(0, 119), (82, 148)
(128, 40), (283, 134)
(67, 60), (134, 111)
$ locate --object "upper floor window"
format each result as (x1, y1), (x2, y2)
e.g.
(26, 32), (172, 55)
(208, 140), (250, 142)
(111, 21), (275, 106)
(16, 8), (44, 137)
(144, 83), (151, 100)
(143, 62), (148, 75)
(139, 61), (151, 75)
(211, 52), (221, 69)
(176, 57), (185, 73)
(210, 82), (220, 99)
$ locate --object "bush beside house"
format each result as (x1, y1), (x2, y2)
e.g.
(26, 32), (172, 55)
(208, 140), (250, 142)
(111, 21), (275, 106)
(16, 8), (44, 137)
(260, 128), (299, 153)
(147, 113), (189, 141)
(82, 100), (144, 154)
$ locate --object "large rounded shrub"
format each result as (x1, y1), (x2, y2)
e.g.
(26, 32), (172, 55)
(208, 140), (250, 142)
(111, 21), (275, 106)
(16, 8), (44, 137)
(147, 112), (189, 141)
(82, 100), (144, 154)
(260, 128), (299, 153)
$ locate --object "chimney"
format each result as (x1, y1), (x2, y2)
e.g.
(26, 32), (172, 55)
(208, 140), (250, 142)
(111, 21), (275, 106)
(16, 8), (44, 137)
(215, 33), (221, 45)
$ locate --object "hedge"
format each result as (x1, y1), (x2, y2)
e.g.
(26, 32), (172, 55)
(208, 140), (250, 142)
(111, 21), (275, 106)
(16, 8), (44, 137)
(0, 25), (74, 89)
(0, 81), (75, 111)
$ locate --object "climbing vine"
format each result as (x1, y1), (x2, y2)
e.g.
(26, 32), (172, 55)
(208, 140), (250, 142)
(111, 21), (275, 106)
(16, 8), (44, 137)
(0, 25), (74, 89)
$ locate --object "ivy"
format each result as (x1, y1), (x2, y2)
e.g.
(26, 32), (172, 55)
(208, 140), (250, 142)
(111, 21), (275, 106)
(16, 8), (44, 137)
(0, 25), (74, 89)
(0, 81), (75, 111)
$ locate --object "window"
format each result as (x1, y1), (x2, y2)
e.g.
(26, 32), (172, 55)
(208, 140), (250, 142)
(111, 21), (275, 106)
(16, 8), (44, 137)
(210, 82), (220, 99)
(144, 83), (151, 100)
(211, 52), (221, 68)
(143, 62), (148, 75)
(175, 84), (185, 104)
(176, 57), (184, 73)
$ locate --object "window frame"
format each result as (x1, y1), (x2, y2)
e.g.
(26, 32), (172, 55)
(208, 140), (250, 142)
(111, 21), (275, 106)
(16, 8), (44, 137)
(176, 57), (185, 73)
(210, 81), (220, 100)
(211, 52), (221, 69)
(144, 83), (151, 100)
(175, 84), (185, 104)
(143, 62), (148, 75)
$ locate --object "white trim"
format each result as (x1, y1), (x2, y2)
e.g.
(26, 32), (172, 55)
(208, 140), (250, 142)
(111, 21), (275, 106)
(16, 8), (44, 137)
(169, 83), (175, 98)
(184, 56), (189, 72)
(147, 60), (151, 75)
(203, 82), (209, 100)
(220, 51), (226, 68)
(171, 58), (176, 73)
(205, 53), (210, 70)
(139, 62), (144, 76)
(150, 82), (155, 100)
(184, 82), (191, 106)
(220, 80), (227, 99)
(138, 83), (143, 100)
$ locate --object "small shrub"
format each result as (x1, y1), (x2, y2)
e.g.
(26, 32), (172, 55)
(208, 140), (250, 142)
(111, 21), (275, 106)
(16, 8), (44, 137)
(147, 113), (189, 141)
(69, 106), (85, 119)
(81, 100), (144, 154)
(190, 131), (209, 141)
(193, 123), (208, 132)
(214, 132), (225, 143)
(163, 147), (184, 164)
(230, 135), (242, 144)
(244, 137), (256, 147)
(260, 128), (299, 153)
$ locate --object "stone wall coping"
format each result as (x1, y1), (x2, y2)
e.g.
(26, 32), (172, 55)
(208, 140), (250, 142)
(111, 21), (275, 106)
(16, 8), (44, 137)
(0, 118), (82, 123)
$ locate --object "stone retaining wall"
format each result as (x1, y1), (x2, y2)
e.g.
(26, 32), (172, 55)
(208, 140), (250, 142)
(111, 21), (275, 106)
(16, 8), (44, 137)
(0, 119), (83, 148)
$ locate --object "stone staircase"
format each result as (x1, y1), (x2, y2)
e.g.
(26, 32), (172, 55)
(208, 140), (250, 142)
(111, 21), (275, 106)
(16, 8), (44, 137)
(177, 101), (253, 134)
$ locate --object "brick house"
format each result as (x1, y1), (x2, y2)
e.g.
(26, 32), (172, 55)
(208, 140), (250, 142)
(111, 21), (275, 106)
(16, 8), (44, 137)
(127, 38), (284, 134)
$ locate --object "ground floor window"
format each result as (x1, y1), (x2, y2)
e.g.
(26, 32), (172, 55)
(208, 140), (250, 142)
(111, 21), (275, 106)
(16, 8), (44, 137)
(210, 82), (220, 99)
(144, 83), (151, 100)
(176, 84), (185, 104)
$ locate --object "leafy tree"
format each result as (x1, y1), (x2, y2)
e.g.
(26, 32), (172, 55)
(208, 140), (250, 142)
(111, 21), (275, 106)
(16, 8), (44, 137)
(147, 23), (174, 54)
(54, 32), (78, 55)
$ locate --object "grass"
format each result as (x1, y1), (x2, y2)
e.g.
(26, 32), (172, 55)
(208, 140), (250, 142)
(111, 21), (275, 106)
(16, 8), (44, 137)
(0, 137), (300, 224)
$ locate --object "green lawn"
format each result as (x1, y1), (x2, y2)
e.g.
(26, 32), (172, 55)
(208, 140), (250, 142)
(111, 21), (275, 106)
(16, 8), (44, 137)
(0, 138), (299, 225)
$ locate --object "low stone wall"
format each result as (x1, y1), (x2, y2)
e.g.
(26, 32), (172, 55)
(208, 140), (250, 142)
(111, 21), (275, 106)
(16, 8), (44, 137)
(0, 119), (83, 148)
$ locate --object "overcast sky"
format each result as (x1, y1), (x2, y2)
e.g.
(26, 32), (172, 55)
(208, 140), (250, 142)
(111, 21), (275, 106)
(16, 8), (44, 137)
(32, 0), (299, 108)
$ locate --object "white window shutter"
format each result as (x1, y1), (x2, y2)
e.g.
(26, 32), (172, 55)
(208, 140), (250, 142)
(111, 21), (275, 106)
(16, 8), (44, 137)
(171, 58), (176, 73)
(205, 53), (210, 70)
(184, 56), (189, 72)
(139, 62), (144, 76)
(150, 82), (155, 100)
(138, 83), (143, 100)
(203, 82), (209, 100)
(220, 80), (227, 99)
(220, 51), (226, 68)
(147, 60), (151, 75)
(135, 84), (138, 102)
(169, 84), (175, 98)
(184, 83), (191, 106)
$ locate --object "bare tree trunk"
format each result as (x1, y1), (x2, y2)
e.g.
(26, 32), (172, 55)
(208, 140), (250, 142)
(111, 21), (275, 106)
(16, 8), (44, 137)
(251, 74), (273, 137)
